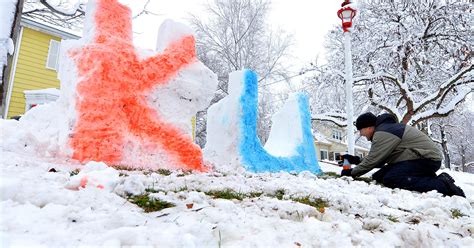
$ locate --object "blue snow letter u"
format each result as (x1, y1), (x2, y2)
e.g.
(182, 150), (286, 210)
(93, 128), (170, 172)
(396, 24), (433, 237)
(238, 70), (321, 174)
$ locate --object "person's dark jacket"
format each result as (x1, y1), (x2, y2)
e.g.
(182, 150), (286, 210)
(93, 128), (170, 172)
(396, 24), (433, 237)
(351, 114), (442, 177)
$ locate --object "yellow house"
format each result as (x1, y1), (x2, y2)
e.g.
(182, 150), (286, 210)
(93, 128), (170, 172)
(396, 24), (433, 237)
(3, 17), (80, 119)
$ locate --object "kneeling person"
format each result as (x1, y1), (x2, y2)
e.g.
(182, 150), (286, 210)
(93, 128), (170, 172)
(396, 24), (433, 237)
(340, 112), (465, 198)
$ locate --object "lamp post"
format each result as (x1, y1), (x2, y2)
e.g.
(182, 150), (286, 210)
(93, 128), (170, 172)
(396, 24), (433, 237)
(337, 0), (356, 155)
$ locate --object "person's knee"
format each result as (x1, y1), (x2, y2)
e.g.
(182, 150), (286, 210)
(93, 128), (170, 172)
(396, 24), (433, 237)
(383, 175), (415, 189)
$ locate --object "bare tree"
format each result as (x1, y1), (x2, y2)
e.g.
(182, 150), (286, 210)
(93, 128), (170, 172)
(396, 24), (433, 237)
(189, 0), (294, 146)
(430, 122), (452, 169)
(449, 109), (474, 172)
(428, 100), (473, 172)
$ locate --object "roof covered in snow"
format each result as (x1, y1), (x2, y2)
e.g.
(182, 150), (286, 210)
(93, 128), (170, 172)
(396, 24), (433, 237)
(21, 16), (81, 39)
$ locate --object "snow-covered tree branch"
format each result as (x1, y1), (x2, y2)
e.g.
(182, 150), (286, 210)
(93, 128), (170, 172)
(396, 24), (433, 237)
(307, 0), (472, 128)
(22, 0), (156, 30)
(23, 0), (86, 30)
(311, 112), (347, 127)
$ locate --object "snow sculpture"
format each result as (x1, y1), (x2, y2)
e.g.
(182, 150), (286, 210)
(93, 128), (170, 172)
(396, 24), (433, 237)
(3, 0), (217, 171)
(64, 0), (217, 170)
(204, 70), (322, 174)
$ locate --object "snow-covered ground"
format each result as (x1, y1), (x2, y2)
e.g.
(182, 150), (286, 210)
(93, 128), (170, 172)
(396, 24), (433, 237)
(1, 150), (472, 247)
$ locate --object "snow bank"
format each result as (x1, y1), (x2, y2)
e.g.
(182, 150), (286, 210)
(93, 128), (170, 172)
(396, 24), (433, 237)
(0, 103), (72, 157)
(204, 70), (321, 174)
(0, 0), (217, 171)
(65, 161), (120, 191)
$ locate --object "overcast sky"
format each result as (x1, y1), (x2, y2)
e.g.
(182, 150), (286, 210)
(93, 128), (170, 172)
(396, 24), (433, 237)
(124, 0), (342, 66)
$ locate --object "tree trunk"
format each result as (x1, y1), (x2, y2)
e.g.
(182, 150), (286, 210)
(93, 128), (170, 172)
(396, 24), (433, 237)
(1, 0), (24, 119)
(401, 112), (412, 125)
(439, 126), (450, 169)
(460, 145), (467, 172)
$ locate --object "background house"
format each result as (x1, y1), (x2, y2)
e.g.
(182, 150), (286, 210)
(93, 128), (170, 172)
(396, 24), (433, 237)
(2, 17), (80, 119)
(313, 122), (369, 163)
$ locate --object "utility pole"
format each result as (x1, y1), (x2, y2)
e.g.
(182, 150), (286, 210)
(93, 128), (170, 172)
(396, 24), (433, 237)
(337, 0), (357, 155)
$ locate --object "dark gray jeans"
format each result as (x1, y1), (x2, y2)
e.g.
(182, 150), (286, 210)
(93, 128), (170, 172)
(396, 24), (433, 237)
(372, 159), (450, 195)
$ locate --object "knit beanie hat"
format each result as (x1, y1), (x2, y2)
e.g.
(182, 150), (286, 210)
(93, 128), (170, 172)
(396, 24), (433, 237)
(355, 112), (377, 130)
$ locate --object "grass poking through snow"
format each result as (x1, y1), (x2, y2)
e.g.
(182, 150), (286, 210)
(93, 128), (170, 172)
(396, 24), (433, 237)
(387, 215), (399, 223)
(128, 194), (175, 213)
(291, 196), (328, 209)
(205, 189), (245, 201)
(450, 209), (466, 219)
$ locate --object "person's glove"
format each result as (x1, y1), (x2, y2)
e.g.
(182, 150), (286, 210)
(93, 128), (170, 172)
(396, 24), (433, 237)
(340, 154), (361, 165)
(337, 160), (344, 166)
(341, 168), (353, 177)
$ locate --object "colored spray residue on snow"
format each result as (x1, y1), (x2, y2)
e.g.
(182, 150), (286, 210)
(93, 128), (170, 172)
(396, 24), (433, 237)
(69, 0), (205, 171)
(239, 70), (321, 174)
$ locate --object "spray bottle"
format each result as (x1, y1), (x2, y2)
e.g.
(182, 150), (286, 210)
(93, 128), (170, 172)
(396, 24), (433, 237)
(342, 158), (351, 170)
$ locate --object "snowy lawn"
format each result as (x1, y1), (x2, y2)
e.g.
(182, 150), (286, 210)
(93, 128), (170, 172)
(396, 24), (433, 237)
(1, 151), (473, 247)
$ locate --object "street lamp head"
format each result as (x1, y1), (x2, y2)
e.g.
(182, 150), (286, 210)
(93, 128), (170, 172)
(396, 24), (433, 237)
(337, 1), (357, 32)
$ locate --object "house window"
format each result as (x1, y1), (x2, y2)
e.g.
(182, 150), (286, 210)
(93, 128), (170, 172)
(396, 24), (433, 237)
(334, 152), (341, 161)
(329, 151), (334, 161)
(332, 130), (342, 141)
(46, 40), (60, 70)
(320, 150), (328, 160)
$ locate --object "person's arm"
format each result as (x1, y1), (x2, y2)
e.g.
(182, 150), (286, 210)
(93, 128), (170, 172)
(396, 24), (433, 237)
(351, 131), (401, 177)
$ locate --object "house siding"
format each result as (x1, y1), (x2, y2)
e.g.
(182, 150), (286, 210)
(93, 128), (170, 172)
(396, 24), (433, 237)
(7, 27), (61, 118)
(313, 123), (369, 162)
(314, 143), (330, 159)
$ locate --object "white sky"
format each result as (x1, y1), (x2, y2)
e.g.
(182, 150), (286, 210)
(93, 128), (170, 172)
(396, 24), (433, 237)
(123, 0), (342, 66)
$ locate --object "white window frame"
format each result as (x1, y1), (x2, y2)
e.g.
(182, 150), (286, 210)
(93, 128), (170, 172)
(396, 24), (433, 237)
(320, 149), (328, 160)
(46, 39), (60, 71)
(332, 129), (342, 141)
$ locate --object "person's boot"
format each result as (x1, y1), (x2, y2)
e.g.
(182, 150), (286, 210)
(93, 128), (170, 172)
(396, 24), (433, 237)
(438, 172), (466, 198)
